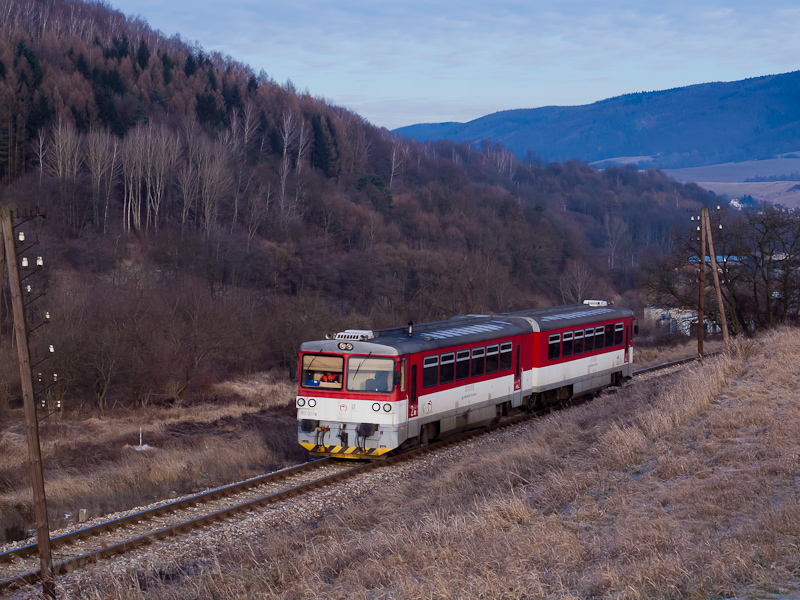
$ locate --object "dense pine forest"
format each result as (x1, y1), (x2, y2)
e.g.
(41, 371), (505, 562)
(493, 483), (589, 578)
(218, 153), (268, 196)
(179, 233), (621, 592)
(0, 0), (714, 411)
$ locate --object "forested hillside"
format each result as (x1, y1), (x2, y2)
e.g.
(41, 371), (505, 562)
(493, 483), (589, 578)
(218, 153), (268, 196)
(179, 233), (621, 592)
(395, 71), (800, 169)
(0, 0), (713, 410)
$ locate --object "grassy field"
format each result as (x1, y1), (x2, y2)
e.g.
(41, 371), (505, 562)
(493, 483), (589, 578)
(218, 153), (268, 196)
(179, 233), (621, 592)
(67, 328), (800, 599)
(661, 156), (800, 206)
(0, 374), (306, 544)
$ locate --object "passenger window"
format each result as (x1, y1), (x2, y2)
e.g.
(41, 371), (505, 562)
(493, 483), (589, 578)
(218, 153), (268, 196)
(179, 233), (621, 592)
(594, 326), (604, 349)
(485, 345), (499, 373)
(605, 324), (614, 348)
(573, 330), (584, 355)
(548, 334), (561, 361)
(440, 352), (455, 384)
(422, 355), (439, 388)
(614, 323), (624, 346)
(584, 328), (594, 352)
(471, 347), (485, 377)
(499, 342), (513, 370)
(456, 350), (470, 380)
(562, 332), (573, 357)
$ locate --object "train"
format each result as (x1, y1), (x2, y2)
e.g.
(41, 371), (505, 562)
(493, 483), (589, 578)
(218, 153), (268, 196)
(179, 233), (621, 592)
(296, 301), (635, 459)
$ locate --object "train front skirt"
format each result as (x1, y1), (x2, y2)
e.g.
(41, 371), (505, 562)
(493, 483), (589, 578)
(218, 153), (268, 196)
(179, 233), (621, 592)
(300, 442), (393, 459)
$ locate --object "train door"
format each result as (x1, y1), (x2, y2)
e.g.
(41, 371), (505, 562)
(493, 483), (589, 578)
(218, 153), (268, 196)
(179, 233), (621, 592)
(409, 364), (418, 418)
(624, 323), (629, 363)
(513, 343), (522, 405)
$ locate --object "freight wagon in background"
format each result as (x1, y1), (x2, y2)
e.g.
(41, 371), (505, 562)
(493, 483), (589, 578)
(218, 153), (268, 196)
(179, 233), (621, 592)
(296, 301), (635, 459)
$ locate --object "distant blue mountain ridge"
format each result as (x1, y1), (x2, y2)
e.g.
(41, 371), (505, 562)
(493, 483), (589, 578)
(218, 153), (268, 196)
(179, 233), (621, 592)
(393, 71), (800, 169)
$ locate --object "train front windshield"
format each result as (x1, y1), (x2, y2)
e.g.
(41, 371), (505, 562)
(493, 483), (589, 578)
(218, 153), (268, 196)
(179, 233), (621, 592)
(346, 357), (395, 393)
(301, 354), (344, 390)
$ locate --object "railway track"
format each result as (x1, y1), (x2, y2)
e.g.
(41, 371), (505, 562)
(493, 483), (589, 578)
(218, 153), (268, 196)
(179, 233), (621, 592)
(0, 353), (710, 595)
(0, 458), (364, 593)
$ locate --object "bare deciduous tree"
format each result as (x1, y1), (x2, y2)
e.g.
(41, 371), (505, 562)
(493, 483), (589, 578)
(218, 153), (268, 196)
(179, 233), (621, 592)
(85, 127), (120, 234)
(605, 214), (628, 269)
(121, 126), (146, 232)
(246, 183), (271, 251)
(558, 260), (596, 304)
(197, 138), (233, 237)
(277, 110), (299, 232)
(146, 124), (180, 232)
(44, 116), (83, 229)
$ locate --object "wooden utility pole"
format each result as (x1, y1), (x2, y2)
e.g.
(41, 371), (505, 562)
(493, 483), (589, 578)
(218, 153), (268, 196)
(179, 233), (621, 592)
(701, 208), (730, 343)
(0, 229), (4, 342)
(0, 207), (55, 598)
(698, 208), (706, 360)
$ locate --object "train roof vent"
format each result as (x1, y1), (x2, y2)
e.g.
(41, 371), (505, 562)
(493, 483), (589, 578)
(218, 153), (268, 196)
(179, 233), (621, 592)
(334, 329), (375, 341)
(583, 300), (608, 307)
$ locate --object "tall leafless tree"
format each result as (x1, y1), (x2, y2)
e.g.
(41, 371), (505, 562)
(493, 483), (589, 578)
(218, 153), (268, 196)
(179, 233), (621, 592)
(44, 116), (82, 230)
(558, 260), (596, 304)
(197, 138), (233, 237)
(605, 214), (628, 269)
(85, 127), (120, 233)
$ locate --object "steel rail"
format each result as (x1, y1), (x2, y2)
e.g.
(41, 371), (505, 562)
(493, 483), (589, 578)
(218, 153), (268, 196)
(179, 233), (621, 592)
(0, 457), (332, 565)
(632, 351), (718, 376)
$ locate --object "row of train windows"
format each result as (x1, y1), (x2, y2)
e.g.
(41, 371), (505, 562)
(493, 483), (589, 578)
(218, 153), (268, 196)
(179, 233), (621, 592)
(423, 341), (513, 388)
(548, 322), (625, 361)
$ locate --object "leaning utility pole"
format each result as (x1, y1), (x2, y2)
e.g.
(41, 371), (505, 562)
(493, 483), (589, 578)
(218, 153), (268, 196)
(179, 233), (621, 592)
(698, 207), (706, 361)
(0, 207), (55, 598)
(701, 207), (730, 343)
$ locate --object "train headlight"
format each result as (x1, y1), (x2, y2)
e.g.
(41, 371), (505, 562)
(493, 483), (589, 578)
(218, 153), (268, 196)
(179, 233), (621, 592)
(308, 398), (317, 407)
(372, 402), (381, 412)
(383, 403), (391, 412)
(296, 398), (306, 407)
(337, 342), (354, 351)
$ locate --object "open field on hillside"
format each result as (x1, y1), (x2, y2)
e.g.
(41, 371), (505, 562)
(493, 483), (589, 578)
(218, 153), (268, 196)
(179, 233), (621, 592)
(663, 156), (800, 184)
(59, 329), (800, 599)
(662, 156), (800, 205)
(689, 181), (800, 207)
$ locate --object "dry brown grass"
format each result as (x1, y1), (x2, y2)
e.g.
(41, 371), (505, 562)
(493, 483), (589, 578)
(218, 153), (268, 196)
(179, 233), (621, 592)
(0, 373), (304, 544)
(211, 372), (295, 410)
(634, 336), (724, 369)
(76, 329), (800, 599)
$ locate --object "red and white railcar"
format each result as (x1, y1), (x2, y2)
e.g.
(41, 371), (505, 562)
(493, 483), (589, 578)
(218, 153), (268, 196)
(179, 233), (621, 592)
(296, 302), (634, 458)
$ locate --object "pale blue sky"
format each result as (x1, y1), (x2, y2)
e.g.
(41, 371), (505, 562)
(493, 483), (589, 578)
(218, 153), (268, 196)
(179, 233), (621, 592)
(107, 1), (800, 130)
